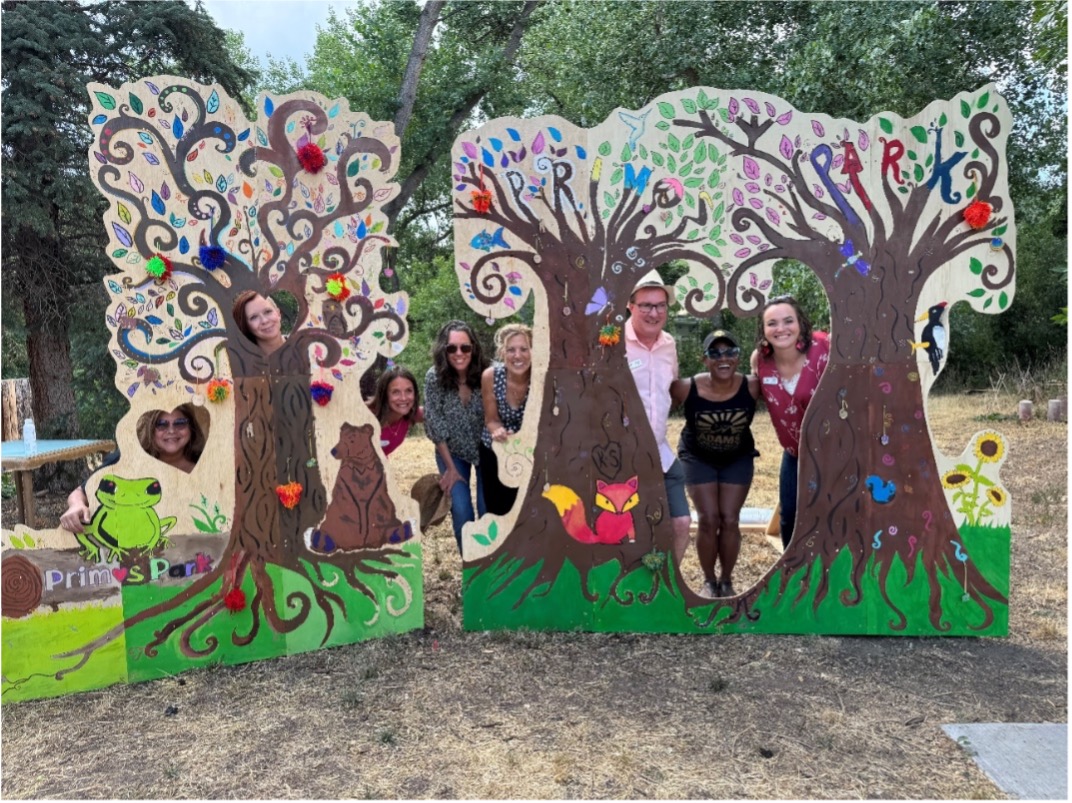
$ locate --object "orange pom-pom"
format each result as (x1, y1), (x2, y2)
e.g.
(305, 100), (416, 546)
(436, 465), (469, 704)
(206, 378), (231, 403)
(598, 324), (621, 347)
(471, 189), (493, 214)
(275, 481), (303, 509)
(963, 200), (993, 229)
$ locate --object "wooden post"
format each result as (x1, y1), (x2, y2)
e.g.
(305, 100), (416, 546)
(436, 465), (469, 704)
(1047, 398), (1066, 422)
(1018, 400), (1033, 421)
(1, 378), (33, 441)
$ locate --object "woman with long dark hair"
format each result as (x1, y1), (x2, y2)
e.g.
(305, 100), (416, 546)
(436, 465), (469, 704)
(367, 365), (423, 457)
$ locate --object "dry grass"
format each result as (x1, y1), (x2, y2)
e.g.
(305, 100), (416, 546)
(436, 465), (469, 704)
(1, 391), (1066, 799)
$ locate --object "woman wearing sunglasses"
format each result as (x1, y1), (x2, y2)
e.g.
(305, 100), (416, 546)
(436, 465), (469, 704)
(59, 405), (206, 533)
(749, 295), (829, 549)
(671, 330), (759, 599)
(423, 320), (489, 553)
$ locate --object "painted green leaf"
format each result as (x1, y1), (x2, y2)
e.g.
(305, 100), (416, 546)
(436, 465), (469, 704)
(697, 89), (709, 108)
(879, 117), (893, 134)
(684, 177), (703, 188)
(687, 275), (698, 288)
(651, 151), (665, 167)
(489, 521), (499, 540)
(913, 164), (925, 182)
(983, 297), (993, 309)
(639, 145), (648, 159)
(684, 192), (695, 208)
(658, 102), (676, 120)
(655, 120), (670, 131)
(938, 112), (947, 127)
(112, 248), (128, 258)
(910, 126), (928, 143)
(371, 221), (384, 233)
(969, 257), (983, 275)
(94, 91), (116, 110)
(897, 186), (909, 195)
(610, 167), (623, 185)
(992, 225), (1007, 236)
(474, 533), (491, 546)
(678, 162), (692, 177)
(681, 134), (694, 151)
(687, 229), (699, 240)
(718, 107), (730, 123)
(707, 144), (719, 163)
(907, 150), (918, 161)
(703, 243), (720, 258)
(10, 536), (24, 549)
(347, 159), (360, 177)
(681, 98), (697, 115)
(998, 291), (1009, 309)
(966, 288), (986, 297)
(667, 155), (677, 173)
(620, 142), (632, 162)
(603, 191), (616, 209)
(598, 141), (611, 157)
(960, 100), (971, 118)
(129, 93), (144, 115)
(694, 143), (706, 164)
(966, 183), (976, 199)
(268, 165), (284, 178)
(707, 171), (719, 189)
(977, 91), (989, 109)
(972, 148), (979, 159)
(925, 154), (933, 168)
(711, 222), (722, 237)
(667, 133), (680, 152)
(954, 130), (965, 148)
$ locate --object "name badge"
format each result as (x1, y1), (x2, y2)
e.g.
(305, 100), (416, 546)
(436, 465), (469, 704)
(762, 376), (779, 385)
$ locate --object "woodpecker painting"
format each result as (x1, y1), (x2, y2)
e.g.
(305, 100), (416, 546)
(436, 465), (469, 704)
(913, 301), (948, 375)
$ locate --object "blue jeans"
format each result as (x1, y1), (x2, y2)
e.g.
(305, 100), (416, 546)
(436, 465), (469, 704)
(435, 452), (486, 554)
(779, 451), (798, 548)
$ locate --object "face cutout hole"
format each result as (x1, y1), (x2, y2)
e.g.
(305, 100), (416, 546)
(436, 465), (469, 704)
(269, 290), (298, 337)
(135, 405), (209, 473)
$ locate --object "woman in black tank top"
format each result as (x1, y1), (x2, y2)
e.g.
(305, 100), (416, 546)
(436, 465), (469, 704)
(671, 330), (760, 600)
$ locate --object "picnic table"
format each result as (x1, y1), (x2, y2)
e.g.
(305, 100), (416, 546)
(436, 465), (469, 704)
(1, 439), (116, 529)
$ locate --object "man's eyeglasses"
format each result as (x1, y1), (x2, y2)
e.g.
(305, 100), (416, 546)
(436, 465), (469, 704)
(446, 344), (473, 355)
(155, 418), (190, 431)
(635, 302), (668, 314)
(706, 346), (740, 359)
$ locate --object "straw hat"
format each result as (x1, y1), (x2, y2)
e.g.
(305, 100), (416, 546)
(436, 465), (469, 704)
(410, 473), (450, 530)
(630, 270), (676, 304)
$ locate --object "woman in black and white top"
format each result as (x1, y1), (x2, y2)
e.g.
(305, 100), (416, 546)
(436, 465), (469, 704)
(480, 323), (532, 516)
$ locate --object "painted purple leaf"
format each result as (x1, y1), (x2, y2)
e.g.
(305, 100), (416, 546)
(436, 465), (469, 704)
(735, 247), (752, 258)
(765, 174), (772, 186)
(296, 132), (310, 150)
(743, 97), (760, 115)
(760, 279), (772, 290)
(507, 271), (522, 283)
(461, 141), (478, 159)
(460, 261), (471, 271)
(749, 273), (758, 287)
(361, 280), (371, 296)
(730, 233), (744, 245)
(747, 234), (762, 245)
(127, 172), (144, 193)
(836, 182), (851, 194)
(128, 383), (139, 398)
(396, 298), (407, 315)
(776, 110), (793, 125)
(111, 222), (133, 247)
(454, 162), (466, 173)
(758, 244), (771, 251)
(532, 130), (546, 154)
(143, 152), (160, 166)
(811, 120), (825, 138)
(503, 297), (516, 310)
(775, 184), (785, 193)
(765, 208), (781, 226)
(146, 81), (160, 95)
(732, 188), (744, 207)
(207, 308), (218, 326)
(743, 156), (760, 180)
(832, 154), (844, 169)
(794, 135), (802, 149)
(813, 183), (825, 198)
(728, 98), (739, 118)
(858, 129), (870, 151)
(749, 198), (763, 209)
(779, 135), (794, 161)
(227, 191), (237, 204)
(764, 102), (776, 117)
(456, 184), (467, 191)
(812, 212), (827, 220)
(745, 181), (760, 194)
(94, 151), (107, 164)
(500, 154), (509, 168)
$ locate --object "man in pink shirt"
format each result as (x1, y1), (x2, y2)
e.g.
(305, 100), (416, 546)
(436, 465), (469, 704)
(625, 271), (691, 568)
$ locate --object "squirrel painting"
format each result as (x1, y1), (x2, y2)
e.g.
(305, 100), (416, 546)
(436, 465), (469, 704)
(542, 476), (639, 545)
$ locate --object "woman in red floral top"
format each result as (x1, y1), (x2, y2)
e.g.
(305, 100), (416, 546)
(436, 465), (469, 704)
(750, 296), (830, 548)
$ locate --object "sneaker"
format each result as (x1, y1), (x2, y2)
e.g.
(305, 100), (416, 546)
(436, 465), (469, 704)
(700, 581), (719, 599)
(719, 580), (736, 598)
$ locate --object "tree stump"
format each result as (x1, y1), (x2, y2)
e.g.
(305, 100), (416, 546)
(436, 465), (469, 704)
(1018, 400), (1033, 421)
(1047, 398), (1066, 422)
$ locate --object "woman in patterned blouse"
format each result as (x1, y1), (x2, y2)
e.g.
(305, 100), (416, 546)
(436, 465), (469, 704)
(749, 295), (830, 549)
(424, 321), (489, 553)
(480, 323), (533, 516)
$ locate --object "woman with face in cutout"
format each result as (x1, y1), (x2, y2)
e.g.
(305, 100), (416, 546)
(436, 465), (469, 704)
(232, 290), (286, 355)
(423, 320), (490, 553)
(367, 365), (424, 457)
(749, 295), (830, 549)
(479, 323), (533, 516)
(671, 330), (759, 598)
(59, 405), (205, 534)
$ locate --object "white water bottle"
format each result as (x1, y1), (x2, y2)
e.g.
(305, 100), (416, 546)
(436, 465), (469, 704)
(22, 418), (37, 455)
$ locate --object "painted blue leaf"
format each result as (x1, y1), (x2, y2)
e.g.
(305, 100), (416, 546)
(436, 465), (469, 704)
(108, 280), (122, 294)
(356, 220), (367, 239)
(328, 103), (340, 118)
(508, 286), (522, 296)
(334, 221), (344, 237)
(207, 308), (218, 326)
(500, 154), (509, 168)
(286, 120), (296, 134)
(143, 152), (160, 166)
(576, 145), (587, 159)
(92, 114), (107, 125)
(145, 81), (160, 95)
(506, 127), (521, 142)
(264, 96), (274, 117)
(111, 222), (133, 247)
(256, 127), (268, 146)
(396, 298), (407, 315)
(178, 236), (190, 254)
(206, 90), (220, 114)
(128, 383), (139, 398)
(489, 137), (503, 152)
(146, 315), (163, 325)
(138, 132), (154, 145)
(456, 184), (467, 191)
(135, 292), (145, 303)
(151, 191), (165, 215)
(184, 326), (192, 337)
(172, 117), (184, 139)
(237, 128), (250, 142)
(216, 175), (227, 193)
(548, 126), (562, 142)
(481, 148), (495, 168)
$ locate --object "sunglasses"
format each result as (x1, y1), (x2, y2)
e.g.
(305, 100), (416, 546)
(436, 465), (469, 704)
(446, 344), (473, 355)
(155, 418), (190, 431)
(706, 346), (740, 359)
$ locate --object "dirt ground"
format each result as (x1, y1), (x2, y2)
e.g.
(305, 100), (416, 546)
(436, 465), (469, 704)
(1, 391), (1066, 799)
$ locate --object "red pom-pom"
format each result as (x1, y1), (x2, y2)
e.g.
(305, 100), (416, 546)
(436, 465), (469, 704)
(276, 481), (303, 509)
(325, 272), (350, 301)
(310, 381), (334, 406)
(963, 200), (993, 229)
(297, 142), (327, 174)
(223, 588), (246, 612)
(471, 189), (493, 214)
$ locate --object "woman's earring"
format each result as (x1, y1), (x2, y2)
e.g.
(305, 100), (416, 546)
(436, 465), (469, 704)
(796, 337), (806, 352)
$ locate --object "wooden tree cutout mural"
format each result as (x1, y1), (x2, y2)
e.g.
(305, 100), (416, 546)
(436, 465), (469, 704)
(1, 78), (422, 702)
(454, 85), (1014, 635)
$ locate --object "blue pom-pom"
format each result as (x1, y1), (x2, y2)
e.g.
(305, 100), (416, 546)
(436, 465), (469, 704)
(199, 244), (227, 270)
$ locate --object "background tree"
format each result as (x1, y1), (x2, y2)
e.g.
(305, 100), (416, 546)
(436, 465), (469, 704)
(1, 1), (256, 459)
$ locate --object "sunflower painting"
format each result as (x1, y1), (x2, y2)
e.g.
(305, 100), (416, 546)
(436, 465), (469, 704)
(940, 431), (1011, 528)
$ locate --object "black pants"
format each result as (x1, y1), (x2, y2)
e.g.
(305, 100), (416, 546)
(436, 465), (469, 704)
(479, 443), (518, 516)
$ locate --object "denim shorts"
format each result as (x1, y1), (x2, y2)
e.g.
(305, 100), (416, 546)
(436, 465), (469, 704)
(678, 448), (757, 487)
(663, 459), (690, 518)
